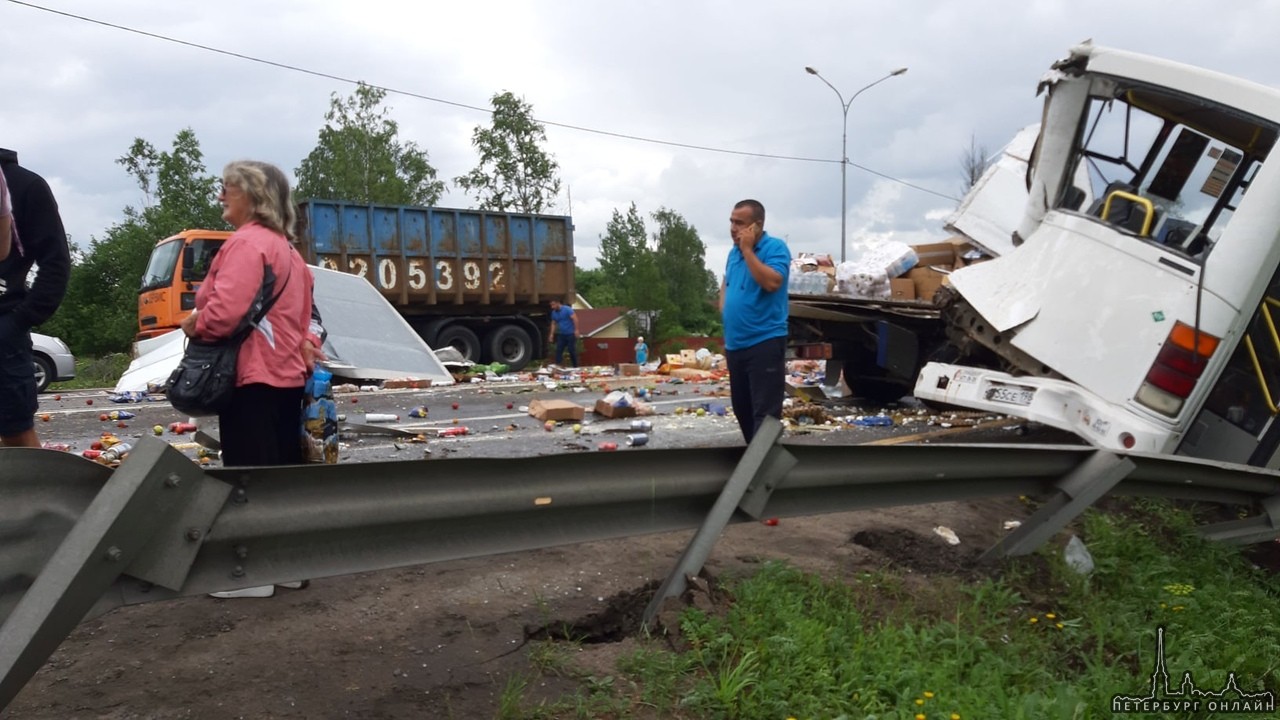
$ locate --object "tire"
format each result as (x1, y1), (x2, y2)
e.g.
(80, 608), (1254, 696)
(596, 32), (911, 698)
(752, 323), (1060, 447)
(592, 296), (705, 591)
(485, 325), (534, 371)
(33, 354), (55, 394)
(435, 325), (481, 363)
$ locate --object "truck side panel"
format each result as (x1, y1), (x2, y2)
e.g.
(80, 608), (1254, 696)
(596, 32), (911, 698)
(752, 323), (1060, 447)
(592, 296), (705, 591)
(303, 201), (574, 314)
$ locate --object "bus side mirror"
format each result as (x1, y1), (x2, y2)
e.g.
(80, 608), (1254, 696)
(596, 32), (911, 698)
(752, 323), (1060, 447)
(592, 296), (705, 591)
(181, 246), (195, 282)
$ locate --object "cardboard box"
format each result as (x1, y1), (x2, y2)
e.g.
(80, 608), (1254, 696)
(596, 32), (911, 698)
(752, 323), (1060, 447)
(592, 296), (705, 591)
(665, 353), (685, 367)
(528, 399), (586, 422)
(680, 349), (699, 366)
(593, 398), (637, 418)
(911, 242), (958, 269)
(907, 266), (947, 302)
(889, 278), (916, 301)
(618, 363), (640, 376)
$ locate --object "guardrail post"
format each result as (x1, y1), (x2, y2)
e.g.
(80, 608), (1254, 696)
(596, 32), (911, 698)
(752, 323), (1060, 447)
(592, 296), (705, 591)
(642, 416), (797, 627)
(980, 449), (1135, 560)
(1198, 493), (1280, 544)
(0, 437), (214, 711)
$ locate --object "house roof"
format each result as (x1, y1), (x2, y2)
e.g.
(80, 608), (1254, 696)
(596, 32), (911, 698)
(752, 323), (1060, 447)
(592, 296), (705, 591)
(575, 307), (628, 337)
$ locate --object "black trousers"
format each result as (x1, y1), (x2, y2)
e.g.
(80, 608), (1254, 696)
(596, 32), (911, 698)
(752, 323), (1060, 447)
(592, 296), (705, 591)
(218, 383), (305, 467)
(725, 335), (786, 443)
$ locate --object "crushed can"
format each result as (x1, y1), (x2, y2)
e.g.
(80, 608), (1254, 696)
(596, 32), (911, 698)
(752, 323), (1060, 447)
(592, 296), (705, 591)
(625, 433), (649, 447)
(101, 442), (132, 463)
(408, 406), (429, 418)
(438, 426), (469, 437)
(629, 420), (653, 433)
(597, 441), (618, 452)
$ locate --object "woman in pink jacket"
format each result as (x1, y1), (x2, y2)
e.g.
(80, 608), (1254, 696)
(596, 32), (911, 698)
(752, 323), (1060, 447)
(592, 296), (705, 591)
(180, 160), (320, 466)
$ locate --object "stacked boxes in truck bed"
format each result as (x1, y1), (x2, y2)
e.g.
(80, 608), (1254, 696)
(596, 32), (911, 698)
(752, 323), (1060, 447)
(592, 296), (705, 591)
(905, 237), (979, 303)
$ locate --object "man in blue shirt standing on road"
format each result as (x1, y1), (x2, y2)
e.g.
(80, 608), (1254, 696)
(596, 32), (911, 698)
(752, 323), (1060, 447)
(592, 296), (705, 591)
(721, 199), (790, 443)
(548, 299), (579, 367)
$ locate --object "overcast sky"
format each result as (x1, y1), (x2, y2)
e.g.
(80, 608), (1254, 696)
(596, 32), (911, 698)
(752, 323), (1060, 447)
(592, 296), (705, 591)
(5, 0), (1280, 279)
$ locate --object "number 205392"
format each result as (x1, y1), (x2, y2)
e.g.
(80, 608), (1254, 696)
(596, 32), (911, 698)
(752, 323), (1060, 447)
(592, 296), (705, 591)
(318, 257), (508, 293)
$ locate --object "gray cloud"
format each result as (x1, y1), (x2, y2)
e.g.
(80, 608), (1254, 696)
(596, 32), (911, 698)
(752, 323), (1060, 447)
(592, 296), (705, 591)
(4, 0), (1277, 279)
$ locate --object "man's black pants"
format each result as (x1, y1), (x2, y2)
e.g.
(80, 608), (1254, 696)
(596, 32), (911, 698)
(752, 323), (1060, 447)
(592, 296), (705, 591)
(725, 335), (786, 443)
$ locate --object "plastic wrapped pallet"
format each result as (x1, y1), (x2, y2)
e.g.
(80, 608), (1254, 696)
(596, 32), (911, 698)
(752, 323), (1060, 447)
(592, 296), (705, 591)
(857, 241), (919, 279)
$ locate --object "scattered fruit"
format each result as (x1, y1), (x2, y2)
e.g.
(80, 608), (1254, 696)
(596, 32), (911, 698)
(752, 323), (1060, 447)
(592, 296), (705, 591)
(452, 402), (460, 410)
(53, 394), (61, 401)
(506, 402), (514, 410)
(572, 423), (582, 434)
(40, 413), (51, 422)
(99, 413), (109, 421)
(544, 420), (555, 432)
(153, 425), (164, 435)
(116, 422), (127, 429)
(86, 399), (93, 405)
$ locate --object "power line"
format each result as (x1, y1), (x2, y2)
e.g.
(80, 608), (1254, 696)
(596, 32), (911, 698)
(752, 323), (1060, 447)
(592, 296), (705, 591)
(8, 0), (960, 202)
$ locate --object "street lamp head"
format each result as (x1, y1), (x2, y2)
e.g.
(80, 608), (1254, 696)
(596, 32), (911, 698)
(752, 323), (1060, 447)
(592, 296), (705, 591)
(804, 66), (819, 75)
(891, 67), (908, 76)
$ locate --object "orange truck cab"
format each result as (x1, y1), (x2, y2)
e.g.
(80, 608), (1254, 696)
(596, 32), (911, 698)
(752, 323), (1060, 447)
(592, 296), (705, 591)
(136, 229), (232, 340)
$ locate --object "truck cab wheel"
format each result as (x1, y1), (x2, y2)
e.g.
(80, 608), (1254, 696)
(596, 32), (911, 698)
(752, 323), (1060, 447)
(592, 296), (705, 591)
(485, 325), (533, 371)
(435, 325), (481, 363)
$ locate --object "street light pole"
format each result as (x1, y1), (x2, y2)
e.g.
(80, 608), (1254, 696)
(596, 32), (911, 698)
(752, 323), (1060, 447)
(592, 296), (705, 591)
(805, 66), (908, 264)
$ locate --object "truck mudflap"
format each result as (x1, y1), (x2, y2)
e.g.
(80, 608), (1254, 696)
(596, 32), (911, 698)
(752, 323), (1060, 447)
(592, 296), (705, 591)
(915, 362), (1176, 454)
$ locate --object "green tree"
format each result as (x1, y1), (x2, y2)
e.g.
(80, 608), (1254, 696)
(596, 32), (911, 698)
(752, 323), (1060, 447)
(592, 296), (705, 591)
(574, 267), (622, 308)
(651, 208), (720, 335)
(295, 83), (444, 205)
(597, 203), (648, 288)
(454, 91), (561, 213)
(595, 204), (722, 341)
(43, 129), (226, 355)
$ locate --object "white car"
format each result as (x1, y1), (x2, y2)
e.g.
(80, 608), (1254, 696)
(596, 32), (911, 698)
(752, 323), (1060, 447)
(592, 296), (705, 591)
(32, 332), (76, 393)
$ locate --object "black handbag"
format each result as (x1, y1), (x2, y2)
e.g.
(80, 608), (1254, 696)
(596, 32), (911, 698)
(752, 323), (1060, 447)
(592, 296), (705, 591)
(165, 270), (289, 417)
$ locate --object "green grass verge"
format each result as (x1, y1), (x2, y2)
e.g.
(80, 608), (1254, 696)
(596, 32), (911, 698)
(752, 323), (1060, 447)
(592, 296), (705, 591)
(48, 353), (132, 391)
(509, 499), (1280, 719)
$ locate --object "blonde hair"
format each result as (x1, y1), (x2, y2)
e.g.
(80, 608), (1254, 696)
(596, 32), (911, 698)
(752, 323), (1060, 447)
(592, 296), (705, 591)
(222, 160), (298, 243)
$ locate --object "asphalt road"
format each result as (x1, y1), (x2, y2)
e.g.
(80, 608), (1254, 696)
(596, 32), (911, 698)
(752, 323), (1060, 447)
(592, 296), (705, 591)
(33, 372), (1083, 467)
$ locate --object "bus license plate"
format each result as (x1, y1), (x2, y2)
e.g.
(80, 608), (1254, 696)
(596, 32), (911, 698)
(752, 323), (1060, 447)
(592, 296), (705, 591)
(985, 383), (1034, 406)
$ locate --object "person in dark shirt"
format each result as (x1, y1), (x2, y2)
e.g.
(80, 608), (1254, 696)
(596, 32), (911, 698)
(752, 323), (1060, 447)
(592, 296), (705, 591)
(0, 149), (71, 448)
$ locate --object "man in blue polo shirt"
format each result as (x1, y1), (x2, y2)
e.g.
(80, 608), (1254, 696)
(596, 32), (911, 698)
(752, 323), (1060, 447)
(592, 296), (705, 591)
(547, 299), (579, 367)
(720, 199), (790, 443)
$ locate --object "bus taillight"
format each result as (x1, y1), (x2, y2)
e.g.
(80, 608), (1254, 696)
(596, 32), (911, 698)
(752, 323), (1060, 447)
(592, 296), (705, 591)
(1135, 322), (1220, 416)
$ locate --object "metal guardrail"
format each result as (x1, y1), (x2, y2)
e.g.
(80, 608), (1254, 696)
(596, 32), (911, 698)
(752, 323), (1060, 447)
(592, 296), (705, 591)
(2, 426), (1280, 710)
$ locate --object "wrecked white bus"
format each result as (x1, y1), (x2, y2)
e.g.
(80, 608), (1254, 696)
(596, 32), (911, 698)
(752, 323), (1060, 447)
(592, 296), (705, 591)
(916, 42), (1280, 466)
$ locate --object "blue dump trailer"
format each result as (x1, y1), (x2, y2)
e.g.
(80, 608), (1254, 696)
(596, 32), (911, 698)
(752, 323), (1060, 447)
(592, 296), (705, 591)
(298, 201), (575, 370)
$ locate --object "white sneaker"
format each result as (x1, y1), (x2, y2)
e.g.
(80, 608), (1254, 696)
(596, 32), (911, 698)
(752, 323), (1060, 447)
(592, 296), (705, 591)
(209, 585), (275, 599)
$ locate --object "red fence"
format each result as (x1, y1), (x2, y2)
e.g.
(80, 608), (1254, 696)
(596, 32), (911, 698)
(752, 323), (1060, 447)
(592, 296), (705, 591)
(578, 336), (724, 367)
